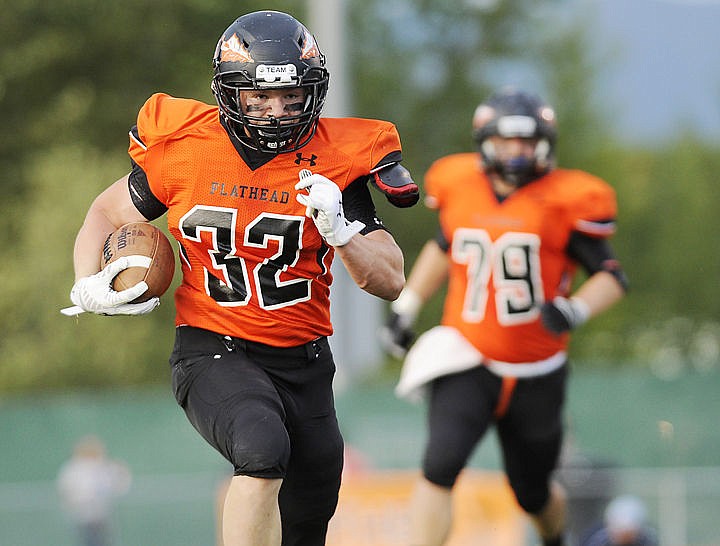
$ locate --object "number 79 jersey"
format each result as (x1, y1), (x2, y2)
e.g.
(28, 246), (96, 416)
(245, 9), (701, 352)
(129, 93), (403, 346)
(425, 152), (618, 364)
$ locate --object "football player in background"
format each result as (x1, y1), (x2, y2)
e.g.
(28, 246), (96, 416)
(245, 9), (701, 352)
(66, 10), (418, 546)
(380, 87), (627, 546)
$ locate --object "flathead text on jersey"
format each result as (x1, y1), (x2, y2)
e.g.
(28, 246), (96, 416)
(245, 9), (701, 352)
(210, 182), (290, 203)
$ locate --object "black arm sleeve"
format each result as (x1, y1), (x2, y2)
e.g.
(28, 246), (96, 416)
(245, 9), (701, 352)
(342, 176), (388, 235)
(127, 125), (167, 220)
(128, 159), (168, 221)
(567, 231), (629, 291)
(434, 227), (450, 252)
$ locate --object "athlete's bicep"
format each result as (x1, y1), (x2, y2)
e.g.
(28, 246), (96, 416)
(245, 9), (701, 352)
(90, 174), (149, 227)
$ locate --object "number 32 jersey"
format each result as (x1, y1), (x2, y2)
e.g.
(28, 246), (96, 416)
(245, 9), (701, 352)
(129, 93), (403, 346)
(425, 152), (618, 364)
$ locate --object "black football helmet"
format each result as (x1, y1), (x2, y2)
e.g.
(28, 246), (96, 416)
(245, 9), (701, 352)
(472, 87), (557, 187)
(211, 11), (329, 153)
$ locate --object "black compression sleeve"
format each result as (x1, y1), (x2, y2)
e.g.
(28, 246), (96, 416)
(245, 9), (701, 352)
(567, 231), (629, 291)
(128, 159), (168, 221)
(342, 177), (387, 234)
(434, 227), (450, 252)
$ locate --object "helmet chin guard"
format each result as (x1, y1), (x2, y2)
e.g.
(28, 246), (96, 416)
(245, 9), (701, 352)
(211, 11), (329, 154)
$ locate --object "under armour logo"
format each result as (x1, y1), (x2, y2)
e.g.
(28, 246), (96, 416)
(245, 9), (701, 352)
(294, 153), (317, 166)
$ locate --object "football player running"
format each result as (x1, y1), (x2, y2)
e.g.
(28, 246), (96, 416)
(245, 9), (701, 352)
(380, 87), (627, 546)
(66, 10), (418, 546)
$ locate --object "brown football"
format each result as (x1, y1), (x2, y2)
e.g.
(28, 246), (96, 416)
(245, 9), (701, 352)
(101, 222), (175, 303)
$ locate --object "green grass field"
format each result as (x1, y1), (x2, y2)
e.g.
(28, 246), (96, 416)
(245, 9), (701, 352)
(0, 366), (718, 545)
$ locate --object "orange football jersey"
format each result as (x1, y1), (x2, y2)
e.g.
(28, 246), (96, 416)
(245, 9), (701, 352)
(129, 93), (402, 346)
(425, 152), (617, 363)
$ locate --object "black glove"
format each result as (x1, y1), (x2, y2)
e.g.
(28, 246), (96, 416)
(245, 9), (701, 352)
(379, 311), (416, 358)
(540, 296), (590, 334)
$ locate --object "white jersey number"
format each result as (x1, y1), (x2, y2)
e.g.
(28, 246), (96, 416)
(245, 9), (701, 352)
(452, 228), (544, 326)
(178, 206), (311, 310)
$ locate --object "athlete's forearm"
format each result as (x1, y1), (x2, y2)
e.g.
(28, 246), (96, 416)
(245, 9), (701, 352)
(571, 270), (626, 318)
(335, 229), (405, 301)
(404, 239), (450, 302)
(73, 174), (148, 280)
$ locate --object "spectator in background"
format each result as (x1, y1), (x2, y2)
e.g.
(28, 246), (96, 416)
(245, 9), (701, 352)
(57, 435), (132, 546)
(580, 495), (658, 546)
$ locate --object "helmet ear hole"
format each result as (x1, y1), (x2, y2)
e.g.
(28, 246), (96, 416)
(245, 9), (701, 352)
(480, 140), (496, 163)
(533, 140), (551, 172)
(535, 139), (550, 162)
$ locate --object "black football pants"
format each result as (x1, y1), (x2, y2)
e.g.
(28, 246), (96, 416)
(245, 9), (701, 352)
(170, 325), (343, 546)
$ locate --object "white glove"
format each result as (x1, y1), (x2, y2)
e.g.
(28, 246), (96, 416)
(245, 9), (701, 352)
(295, 171), (365, 247)
(378, 288), (423, 358)
(67, 256), (160, 316)
(540, 296), (590, 334)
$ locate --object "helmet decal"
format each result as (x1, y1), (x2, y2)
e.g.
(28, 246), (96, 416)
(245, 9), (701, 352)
(539, 106), (556, 124)
(219, 33), (253, 63)
(300, 29), (321, 60)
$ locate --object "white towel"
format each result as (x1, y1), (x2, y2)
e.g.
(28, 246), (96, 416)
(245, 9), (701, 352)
(394, 326), (483, 403)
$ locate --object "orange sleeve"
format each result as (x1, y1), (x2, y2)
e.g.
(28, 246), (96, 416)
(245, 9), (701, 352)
(315, 118), (403, 190)
(369, 123), (403, 168)
(128, 93), (219, 205)
(422, 155), (454, 211)
(128, 94), (172, 204)
(562, 170), (618, 238)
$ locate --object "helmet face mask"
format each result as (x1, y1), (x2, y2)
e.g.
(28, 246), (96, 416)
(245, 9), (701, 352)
(211, 11), (329, 154)
(472, 88), (557, 187)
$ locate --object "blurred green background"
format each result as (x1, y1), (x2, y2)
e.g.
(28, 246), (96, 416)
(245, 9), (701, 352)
(1, 0), (719, 545)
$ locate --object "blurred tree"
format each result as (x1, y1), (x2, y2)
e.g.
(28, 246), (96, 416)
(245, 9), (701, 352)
(0, 0), (306, 391)
(0, 0), (302, 197)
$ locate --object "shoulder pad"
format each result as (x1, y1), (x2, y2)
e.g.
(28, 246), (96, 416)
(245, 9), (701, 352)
(536, 170), (617, 238)
(136, 93), (217, 144)
(370, 163), (419, 208)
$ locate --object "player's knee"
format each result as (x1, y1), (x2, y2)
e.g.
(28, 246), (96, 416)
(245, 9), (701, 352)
(229, 405), (290, 477)
(510, 478), (550, 514)
(422, 454), (463, 488)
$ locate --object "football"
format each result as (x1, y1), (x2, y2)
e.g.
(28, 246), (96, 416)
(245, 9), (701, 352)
(101, 222), (175, 303)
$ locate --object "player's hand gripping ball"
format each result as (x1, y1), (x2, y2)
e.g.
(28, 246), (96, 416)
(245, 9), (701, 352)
(101, 222), (175, 303)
